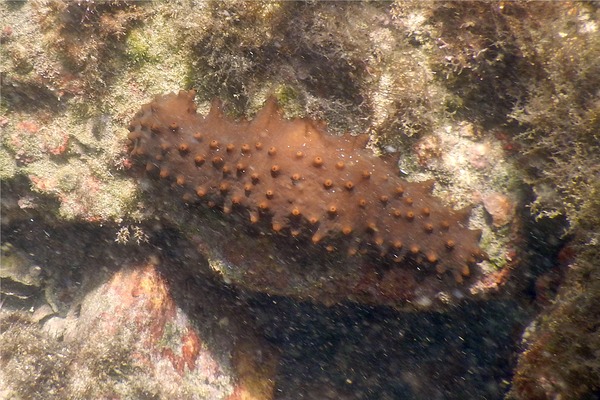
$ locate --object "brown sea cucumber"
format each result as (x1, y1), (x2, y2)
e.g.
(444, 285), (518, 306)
(126, 90), (484, 283)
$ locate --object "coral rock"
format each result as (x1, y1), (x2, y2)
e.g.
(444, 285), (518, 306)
(483, 192), (515, 227)
(70, 262), (276, 400)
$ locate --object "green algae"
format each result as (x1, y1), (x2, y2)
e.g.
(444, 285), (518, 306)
(0, 147), (17, 180)
(125, 28), (158, 67)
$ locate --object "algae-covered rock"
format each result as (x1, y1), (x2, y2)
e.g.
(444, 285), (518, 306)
(0, 243), (43, 287)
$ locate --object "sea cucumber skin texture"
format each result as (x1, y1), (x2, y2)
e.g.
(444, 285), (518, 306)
(127, 91), (484, 283)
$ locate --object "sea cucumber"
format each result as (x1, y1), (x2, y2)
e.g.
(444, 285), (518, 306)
(126, 90), (484, 283)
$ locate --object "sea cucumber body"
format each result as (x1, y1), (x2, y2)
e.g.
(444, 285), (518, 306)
(127, 91), (483, 282)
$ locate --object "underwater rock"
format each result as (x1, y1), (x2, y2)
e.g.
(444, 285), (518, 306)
(0, 243), (44, 309)
(65, 261), (277, 400)
(0, 219), (279, 400)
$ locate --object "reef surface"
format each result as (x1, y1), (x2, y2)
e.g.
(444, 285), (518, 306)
(3, 1), (598, 398)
